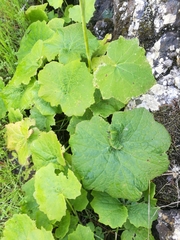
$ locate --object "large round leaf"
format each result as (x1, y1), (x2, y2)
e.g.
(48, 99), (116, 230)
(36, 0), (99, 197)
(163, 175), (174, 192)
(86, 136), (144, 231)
(38, 60), (95, 116)
(70, 108), (170, 201)
(94, 36), (155, 103)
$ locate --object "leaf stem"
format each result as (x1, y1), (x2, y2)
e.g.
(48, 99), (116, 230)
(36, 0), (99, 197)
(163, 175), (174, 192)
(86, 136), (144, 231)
(148, 180), (150, 240)
(79, 0), (91, 70)
(66, 199), (81, 223)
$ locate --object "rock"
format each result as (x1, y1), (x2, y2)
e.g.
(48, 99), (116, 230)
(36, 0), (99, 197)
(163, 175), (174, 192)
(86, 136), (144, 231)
(156, 209), (180, 240)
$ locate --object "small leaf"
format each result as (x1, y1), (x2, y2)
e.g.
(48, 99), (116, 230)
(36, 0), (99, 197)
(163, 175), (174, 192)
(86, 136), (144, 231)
(91, 191), (128, 228)
(34, 163), (81, 221)
(143, 182), (157, 206)
(17, 21), (54, 62)
(5, 118), (36, 165)
(25, 4), (48, 23)
(70, 188), (89, 211)
(90, 89), (124, 117)
(48, 18), (64, 30)
(38, 61), (95, 116)
(94, 36), (155, 103)
(55, 211), (70, 239)
(70, 108), (170, 201)
(47, 0), (63, 9)
(121, 222), (155, 240)
(30, 107), (55, 131)
(67, 109), (93, 135)
(2, 79), (36, 111)
(68, 224), (94, 240)
(128, 203), (158, 228)
(30, 131), (65, 169)
(12, 40), (43, 85)
(2, 214), (54, 240)
(8, 108), (23, 123)
(69, 0), (95, 23)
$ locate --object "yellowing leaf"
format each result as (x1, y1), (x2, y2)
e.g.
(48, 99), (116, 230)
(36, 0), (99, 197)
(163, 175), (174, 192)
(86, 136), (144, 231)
(2, 214), (54, 240)
(31, 131), (65, 169)
(5, 118), (35, 165)
(34, 163), (81, 221)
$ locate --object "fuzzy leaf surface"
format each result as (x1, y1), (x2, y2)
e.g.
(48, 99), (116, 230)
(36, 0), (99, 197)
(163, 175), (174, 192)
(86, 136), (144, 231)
(94, 36), (155, 103)
(2, 214), (54, 240)
(70, 108), (170, 201)
(34, 163), (81, 221)
(91, 191), (128, 228)
(31, 131), (65, 169)
(38, 61), (95, 116)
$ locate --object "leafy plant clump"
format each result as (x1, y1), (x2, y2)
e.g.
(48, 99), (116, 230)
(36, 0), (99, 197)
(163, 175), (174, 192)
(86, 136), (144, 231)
(1, 0), (171, 239)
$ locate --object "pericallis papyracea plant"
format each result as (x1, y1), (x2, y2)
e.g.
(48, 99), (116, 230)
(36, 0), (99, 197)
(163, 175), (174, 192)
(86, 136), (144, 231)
(1, 0), (171, 239)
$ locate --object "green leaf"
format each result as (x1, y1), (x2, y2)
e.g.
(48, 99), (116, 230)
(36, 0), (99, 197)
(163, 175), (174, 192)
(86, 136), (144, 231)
(121, 221), (155, 240)
(90, 89), (124, 117)
(2, 78), (37, 111)
(21, 179), (54, 231)
(30, 131), (65, 169)
(8, 108), (23, 123)
(55, 211), (70, 239)
(17, 21), (54, 62)
(0, 78), (7, 118)
(70, 188), (89, 211)
(57, 23), (99, 64)
(34, 163), (81, 221)
(94, 36), (155, 103)
(25, 4), (48, 23)
(12, 40), (44, 85)
(5, 118), (36, 165)
(70, 108), (170, 201)
(2, 214), (54, 240)
(143, 182), (157, 206)
(48, 18), (64, 30)
(67, 109), (93, 135)
(128, 203), (158, 228)
(31, 81), (57, 116)
(0, 96), (6, 119)
(47, 0), (63, 9)
(38, 61), (95, 116)
(91, 191), (128, 228)
(69, 0), (95, 23)
(68, 224), (94, 240)
(30, 107), (55, 131)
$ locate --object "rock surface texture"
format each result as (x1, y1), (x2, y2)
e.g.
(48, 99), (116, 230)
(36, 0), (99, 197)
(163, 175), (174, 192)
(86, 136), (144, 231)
(113, 0), (180, 111)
